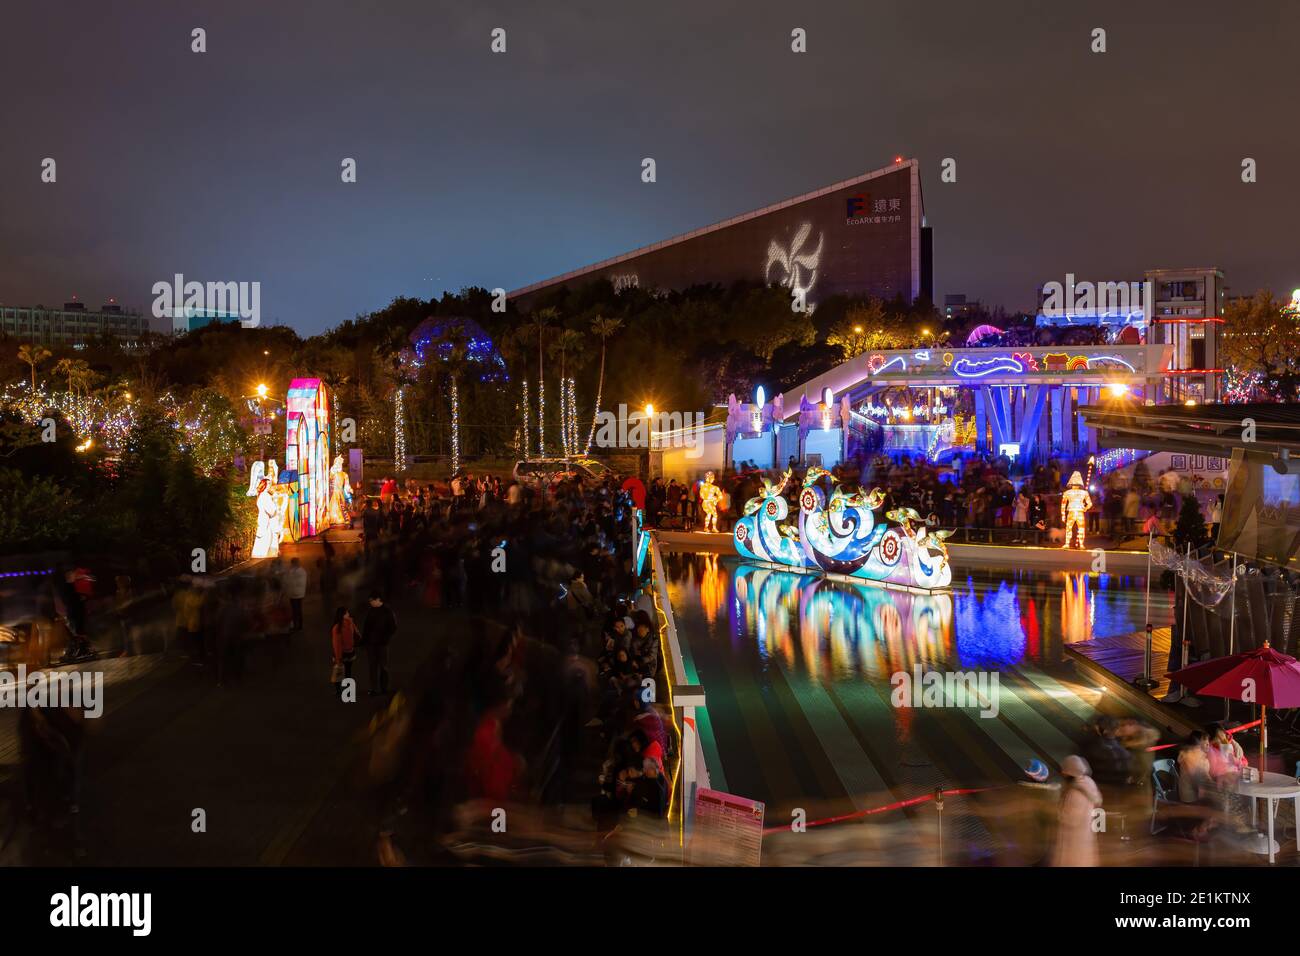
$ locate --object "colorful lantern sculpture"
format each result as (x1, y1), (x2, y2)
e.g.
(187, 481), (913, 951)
(732, 469), (952, 591)
(1061, 470), (1092, 549)
(247, 378), (336, 559)
(698, 471), (723, 532)
(328, 454), (353, 526)
(285, 378), (332, 538)
(248, 460), (281, 558)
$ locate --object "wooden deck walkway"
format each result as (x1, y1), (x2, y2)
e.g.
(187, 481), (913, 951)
(1069, 626), (1174, 697)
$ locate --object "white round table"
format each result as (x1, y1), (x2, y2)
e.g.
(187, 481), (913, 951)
(1237, 771), (1300, 865)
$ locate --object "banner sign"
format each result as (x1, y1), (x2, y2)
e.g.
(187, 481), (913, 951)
(1217, 449), (1300, 566)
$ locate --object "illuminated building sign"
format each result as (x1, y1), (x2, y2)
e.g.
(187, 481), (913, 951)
(846, 193), (903, 225)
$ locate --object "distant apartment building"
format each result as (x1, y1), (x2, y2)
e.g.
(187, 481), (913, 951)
(943, 294), (983, 319)
(1144, 267), (1225, 403)
(162, 306), (244, 335)
(1, 300), (149, 347)
(1027, 267), (1223, 403)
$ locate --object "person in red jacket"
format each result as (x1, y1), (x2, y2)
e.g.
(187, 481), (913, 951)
(465, 700), (523, 801)
(330, 607), (357, 698)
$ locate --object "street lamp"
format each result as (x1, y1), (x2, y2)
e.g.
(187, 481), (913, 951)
(246, 385), (284, 461)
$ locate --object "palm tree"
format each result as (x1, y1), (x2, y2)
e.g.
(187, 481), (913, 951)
(72, 363), (99, 396)
(17, 344), (51, 391)
(53, 357), (94, 395)
(437, 322), (471, 474)
(548, 329), (584, 456)
(585, 316), (623, 453)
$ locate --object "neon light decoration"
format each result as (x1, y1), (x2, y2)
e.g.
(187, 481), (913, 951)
(868, 354), (907, 375)
(733, 468), (952, 591)
(1087, 355), (1137, 372)
(286, 378), (333, 538)
(965, 324), (1003, 346)
(952, 356), (1024, 378)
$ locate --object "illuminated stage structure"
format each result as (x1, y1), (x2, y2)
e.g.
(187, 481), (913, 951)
(732, 469), (953, 592)
(656, 341), (1180, 482)
(246, 378), (336, 558)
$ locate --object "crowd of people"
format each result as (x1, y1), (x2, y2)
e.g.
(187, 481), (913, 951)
(337, 468), (679, 862)
(1023, 715), (1261, 866)
(641, 450), (1224, 549)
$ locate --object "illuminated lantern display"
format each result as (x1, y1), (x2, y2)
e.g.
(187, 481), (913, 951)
(698, 471), (724, 532)
(328, 454), (353, 526)
(246, 379), (335, 559)
(733, 469), (952, 591)
(1060, 470), (1092, 549)
(285, 378), (333, 538)
(248, 465), (279, 559)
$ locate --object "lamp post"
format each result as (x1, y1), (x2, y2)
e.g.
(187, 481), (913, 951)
(247, 384), (284, 462)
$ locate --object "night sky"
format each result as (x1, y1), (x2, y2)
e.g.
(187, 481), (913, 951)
(3, 0), (1297, 334)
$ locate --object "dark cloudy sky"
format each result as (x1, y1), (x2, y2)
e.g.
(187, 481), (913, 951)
(3, 0), (1297, 334)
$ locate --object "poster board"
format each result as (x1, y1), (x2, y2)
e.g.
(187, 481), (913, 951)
(688, 788), (765, 867)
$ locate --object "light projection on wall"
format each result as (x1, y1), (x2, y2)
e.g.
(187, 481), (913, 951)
(732, 468), (953, 591)
(764, 222), (824, 302)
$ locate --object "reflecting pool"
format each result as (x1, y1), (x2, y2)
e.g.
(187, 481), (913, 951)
(663, 552), (1174, 820)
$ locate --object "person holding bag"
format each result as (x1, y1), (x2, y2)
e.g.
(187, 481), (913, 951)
(330, 607), (357, 699)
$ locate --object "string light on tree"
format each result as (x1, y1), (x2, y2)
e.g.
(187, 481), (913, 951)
(538, 377), (545, 457)
(394, 386), (407, 473)
(584, 378), (602, 455)
(566, 376), (578, 456)
(449, 377), (461, 475)
(522, 379), (531, 457)
(558, 374), (568, 456)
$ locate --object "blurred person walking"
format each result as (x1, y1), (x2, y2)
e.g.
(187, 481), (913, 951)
(284, 557), (308, 632)
(361, 590), (397, 696)
(362, 500), (383, 558)
(1052, 755), (1103, 867)
(318, 556), (338, 612)
(330, 607), (357, 699)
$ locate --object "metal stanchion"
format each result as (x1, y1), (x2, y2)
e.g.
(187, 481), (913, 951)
(934, 786), (945, 866)
(1135, 623), (1158, 689)
(1135, 533), (1158, 689)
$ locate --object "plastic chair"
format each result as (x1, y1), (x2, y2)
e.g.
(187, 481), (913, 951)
(1151, 758), (1180, 835)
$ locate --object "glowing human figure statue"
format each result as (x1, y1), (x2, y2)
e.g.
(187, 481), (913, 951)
(251, 476), (280, 558)
(1061, 470), (1092, 550)
(327, 455), (353, 526)
(698, 471), (723, 533)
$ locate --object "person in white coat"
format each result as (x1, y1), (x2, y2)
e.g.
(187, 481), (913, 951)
(1052, 754), (1104, 867)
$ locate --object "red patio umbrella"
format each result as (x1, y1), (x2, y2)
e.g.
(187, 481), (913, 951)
(1167, 643), (1300, 772)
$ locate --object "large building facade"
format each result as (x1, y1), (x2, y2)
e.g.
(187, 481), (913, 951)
(1, 301), (148, 346)
(510, 159), (931, 311)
